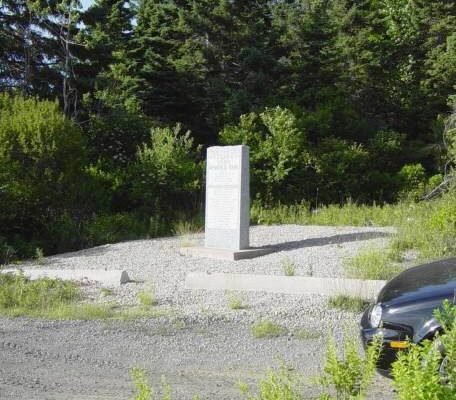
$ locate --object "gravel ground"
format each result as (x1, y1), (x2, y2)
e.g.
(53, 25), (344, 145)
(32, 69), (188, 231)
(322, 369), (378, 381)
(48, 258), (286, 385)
(0, 225), (396, 399)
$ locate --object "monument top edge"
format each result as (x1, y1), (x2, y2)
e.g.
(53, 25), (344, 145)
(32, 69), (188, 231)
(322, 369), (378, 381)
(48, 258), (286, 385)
(207, 144), (249, 150)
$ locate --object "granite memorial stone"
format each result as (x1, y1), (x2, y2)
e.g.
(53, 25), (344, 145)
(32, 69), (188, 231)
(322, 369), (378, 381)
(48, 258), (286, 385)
(205, 145), (250, 250)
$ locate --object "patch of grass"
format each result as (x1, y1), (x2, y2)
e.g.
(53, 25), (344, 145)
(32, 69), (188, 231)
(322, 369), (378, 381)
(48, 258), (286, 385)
(47, 303), (118, 320)
(117, 306), (173, 321)
(344, 247), (402, 280)
(251, 320), (287, 338)
(34, 247), (45, 264)
(138, 286), (157, 307)
(281, 258), (296, 276)
(251, 200), (408, 227)
(294, 328), (321, 340)
(226, 292), (248, 310)
(172, 218), (203, 247)
(100, 287), (114, 297)
(172, 219), (203, 236)
(0, 273), (80, 316)
(0, 273), (171, 320)
(328, 295), (369, 312)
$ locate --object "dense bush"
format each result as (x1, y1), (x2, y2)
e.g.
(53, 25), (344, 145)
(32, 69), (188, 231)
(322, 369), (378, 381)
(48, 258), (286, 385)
(86, 108), (151, 167)
(0, 94), (87, 259)
(129, 124), (202, 217)
(220, 106), (311, 204)
(221, 106), (430, 205)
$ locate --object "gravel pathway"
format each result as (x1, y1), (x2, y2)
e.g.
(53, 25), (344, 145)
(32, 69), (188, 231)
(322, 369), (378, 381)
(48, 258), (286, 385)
(0, 225), (396, 399)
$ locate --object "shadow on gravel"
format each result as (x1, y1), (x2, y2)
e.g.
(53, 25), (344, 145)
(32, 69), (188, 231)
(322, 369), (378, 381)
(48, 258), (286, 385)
(45, 245), (121, 264)
(263, 231), (391, 253)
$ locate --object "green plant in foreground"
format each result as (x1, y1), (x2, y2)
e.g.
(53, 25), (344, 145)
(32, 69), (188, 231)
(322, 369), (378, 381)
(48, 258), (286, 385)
(238, 367), (302, 400)
(318, 333), (382, 399)
(251, 320), (287, 338)
(328, 295), (369, 313)
(131, 368), (152, 400)
(227, 292), (248, 310)
(392, 300), (456, 399)
(282, 258), (296, 276)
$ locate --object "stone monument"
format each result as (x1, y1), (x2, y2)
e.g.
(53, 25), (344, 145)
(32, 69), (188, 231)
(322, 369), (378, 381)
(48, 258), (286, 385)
(205, 145), (249, 250)
(180, 145), (270, 260)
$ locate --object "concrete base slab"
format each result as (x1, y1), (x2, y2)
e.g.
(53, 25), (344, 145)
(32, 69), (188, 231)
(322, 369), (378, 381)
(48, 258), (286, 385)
(1, 269), (130, 286)
(179, 246), (272, 261)
(185, 272), (386, 300)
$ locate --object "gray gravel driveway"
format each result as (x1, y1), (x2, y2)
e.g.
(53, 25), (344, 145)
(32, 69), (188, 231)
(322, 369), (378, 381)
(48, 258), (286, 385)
(0, 225), (396, 399)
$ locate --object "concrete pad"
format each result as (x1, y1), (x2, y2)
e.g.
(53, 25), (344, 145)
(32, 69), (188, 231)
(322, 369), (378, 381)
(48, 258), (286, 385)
(179, 246), (273, 261)
(185, 272), (386, 300)
(1, 269), (130, 286)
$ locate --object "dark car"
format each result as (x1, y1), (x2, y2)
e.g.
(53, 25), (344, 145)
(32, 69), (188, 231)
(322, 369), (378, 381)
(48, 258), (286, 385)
(360, 257), (456, 375)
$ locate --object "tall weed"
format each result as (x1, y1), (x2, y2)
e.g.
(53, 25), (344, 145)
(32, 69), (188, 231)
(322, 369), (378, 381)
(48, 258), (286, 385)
(318, 334), (382, 399)
(238, 367), (302, 400)
(392, 301), (456, 399)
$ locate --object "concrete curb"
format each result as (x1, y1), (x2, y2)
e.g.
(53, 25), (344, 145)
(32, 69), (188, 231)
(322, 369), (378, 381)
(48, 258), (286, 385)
(1, 269), (130, 287)
(185, 272), (386, 300)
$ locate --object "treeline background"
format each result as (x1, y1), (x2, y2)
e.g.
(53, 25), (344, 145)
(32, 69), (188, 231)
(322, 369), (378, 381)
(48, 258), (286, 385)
(1, 0), (455, 260)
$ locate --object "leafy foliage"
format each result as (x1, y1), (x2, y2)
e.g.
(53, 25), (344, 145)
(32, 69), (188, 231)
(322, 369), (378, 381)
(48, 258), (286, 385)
(318, 334), (382, 399)
(239, 367), (302, 400)
(1, 0), (456, 258)
(0, 94), (87, 256)
(392, 300), (456, 400)
(129, 124), (202, 217)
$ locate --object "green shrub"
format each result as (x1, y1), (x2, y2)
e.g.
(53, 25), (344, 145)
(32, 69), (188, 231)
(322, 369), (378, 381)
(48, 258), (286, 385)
(130, 124), (202, 217)
(282, 258), (296, 276)
(392, 301), (456, 399)
(86, 109), (151, 167)
(251, 320), (287, 338)
(238, 367), (302, 400)
(0, 94), (87, 257)
(314, 137), (371, 204)
(221, 107), (309, 204)
(226, 292), (248, 310)
(397, 163), (426, 190)
(84, 213), (150, 246)
(130, 368), (153, 400)
(318, 333), (382, 399)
